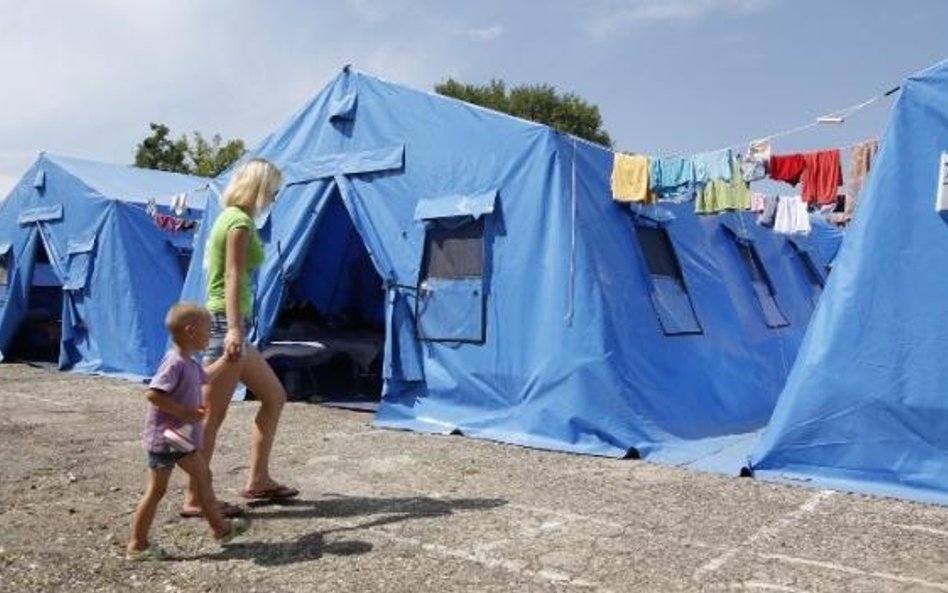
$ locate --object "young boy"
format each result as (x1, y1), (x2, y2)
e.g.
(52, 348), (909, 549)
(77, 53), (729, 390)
(127, 302), (249, 561)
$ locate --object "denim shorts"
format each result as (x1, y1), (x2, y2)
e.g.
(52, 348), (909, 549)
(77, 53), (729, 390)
(147, 450), (190, 470)
(204, 313), (252, 363)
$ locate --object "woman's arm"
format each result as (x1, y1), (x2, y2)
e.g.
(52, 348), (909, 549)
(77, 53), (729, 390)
(223, 227), (249, 361)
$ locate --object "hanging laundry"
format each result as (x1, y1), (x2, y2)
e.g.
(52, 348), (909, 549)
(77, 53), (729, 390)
(740, 138), (771, 182)
(769, 153), (806, 186)
(800, 149), (842, 205)
(171, 193), (187, 216)
(748, 138), (772, 162)
(848, 139), (879, 195)
(610, 153), (651, 203)
(773, 195), (811, 234)
(695, 157), (750, 214)
(692, 149), (732, 184)
(649, 156), (696, 197)
(757, 196), (778, 227)
(154, 213), (195, 232)
(749, 192), (767, 213)
(740, 154), (768, 182)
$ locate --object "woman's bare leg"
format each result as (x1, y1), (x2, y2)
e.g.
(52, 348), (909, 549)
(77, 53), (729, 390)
(239, 346), (287, 491)
(184, 360), (242, 509)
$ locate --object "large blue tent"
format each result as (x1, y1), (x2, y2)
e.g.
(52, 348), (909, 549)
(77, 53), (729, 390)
(0, 153), (208, 377)
(184, 68), (837, 464)
(750, 59), (948, 504)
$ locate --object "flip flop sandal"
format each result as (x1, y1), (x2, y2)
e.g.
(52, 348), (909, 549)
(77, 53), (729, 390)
(216, 517), (250, 544)
(179, 501), (244, 518)
(238, 484), (299, 500)
(126, 544), (168, 562)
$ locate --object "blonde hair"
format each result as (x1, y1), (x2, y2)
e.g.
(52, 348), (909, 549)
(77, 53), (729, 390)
(165, 302), (210, 346)
(221, 158), (283, 215)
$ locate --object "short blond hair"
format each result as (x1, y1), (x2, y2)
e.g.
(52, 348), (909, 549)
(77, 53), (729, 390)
(165, 302), (210, 346)
(221, 158), (283, 215)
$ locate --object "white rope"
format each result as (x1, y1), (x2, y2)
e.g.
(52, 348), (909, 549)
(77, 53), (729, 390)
(565, 139), (577, 326)
(654, 85), (900, 159)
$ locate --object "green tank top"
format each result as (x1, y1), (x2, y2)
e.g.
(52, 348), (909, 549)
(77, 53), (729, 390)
(204, 206), (265, 317)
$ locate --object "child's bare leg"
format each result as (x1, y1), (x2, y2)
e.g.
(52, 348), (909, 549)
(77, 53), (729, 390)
(177, 452), (228, 537)
(128, 467), (172, 553)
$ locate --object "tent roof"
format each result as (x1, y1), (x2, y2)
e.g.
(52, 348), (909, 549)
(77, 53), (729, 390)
(41, 152), (211, 208)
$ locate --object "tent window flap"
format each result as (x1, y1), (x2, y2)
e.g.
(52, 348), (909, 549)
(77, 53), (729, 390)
(414, 190), (497, 221)
(63, 235), (96, 292)
(633, 225), (702, 335)
(18, 204), (63, 225)
(734, 241), (790, 328)
(416, 215), (487, 343)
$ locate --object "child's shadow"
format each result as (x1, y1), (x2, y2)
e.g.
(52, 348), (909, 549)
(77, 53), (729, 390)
(195, 530), (371, 566)
(192, 494), (507, 566)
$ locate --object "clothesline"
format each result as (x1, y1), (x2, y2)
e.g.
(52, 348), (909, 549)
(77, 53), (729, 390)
(656, 85), (900, 159)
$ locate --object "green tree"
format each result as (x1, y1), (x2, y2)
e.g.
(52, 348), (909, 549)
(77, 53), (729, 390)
(435, 78), (612, 147)
(134, 123), (245, 177)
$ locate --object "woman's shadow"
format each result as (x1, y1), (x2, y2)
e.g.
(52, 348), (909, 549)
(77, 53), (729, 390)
(191, 494), (507, 566)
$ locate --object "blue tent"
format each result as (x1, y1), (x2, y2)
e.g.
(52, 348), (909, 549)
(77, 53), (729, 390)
(0, 153), (208, 377)
(184, 68), (837, 464)
(750, 59), (948, 504)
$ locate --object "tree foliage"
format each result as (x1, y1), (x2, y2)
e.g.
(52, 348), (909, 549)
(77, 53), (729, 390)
(134, 123), (245, 177)
(435, 79), (612, 147)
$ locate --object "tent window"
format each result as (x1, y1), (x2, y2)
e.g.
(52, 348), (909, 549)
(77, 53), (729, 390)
(790, 242), (824, 300)
(734, 242), (790, 328)
(633, 225), (702, 335)
(421, 218), (484, 279)
(0, 243), (11, 298)
(416, 216), (487, 343)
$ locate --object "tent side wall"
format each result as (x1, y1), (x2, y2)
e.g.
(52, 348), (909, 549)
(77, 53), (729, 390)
(751, 59), (948, 504)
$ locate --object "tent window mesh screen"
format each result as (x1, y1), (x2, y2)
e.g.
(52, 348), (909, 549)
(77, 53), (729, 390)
(735, 241), (790, 328)
(633, 225), (702, 335)
(421, 217), (484, 280)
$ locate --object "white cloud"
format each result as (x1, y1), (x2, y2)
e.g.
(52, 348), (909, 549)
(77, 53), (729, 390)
(467, 25), (505, 42)
(589, 0), (773, 36)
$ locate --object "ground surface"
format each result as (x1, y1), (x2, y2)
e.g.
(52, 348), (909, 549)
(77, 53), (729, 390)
(2, 363), (948, 592)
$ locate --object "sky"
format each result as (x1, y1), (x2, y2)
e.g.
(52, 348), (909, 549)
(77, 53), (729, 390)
(1, 0), (946, 197)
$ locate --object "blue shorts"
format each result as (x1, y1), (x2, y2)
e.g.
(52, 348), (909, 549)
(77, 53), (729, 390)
(203, 313), (252, 363)
(147, 450), (191, 470)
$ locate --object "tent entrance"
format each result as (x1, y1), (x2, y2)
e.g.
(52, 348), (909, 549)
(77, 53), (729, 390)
(264, 191), (385, 408)
(8, 238), (62, 364)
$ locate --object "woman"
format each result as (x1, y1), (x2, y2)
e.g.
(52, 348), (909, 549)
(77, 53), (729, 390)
(182, 158), (297, 518)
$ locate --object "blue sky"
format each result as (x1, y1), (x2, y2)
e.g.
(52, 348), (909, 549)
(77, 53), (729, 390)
(1, 0), (946, 196)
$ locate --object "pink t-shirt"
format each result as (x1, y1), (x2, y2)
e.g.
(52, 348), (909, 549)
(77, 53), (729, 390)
(141, 350), (206, 452)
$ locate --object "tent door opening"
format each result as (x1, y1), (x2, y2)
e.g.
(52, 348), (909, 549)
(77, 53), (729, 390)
(264, 190), (385, 408)
(8, 236), (62, 364)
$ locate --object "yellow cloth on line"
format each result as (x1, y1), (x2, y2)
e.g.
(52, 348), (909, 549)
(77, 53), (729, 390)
(611, 153), (651, 203)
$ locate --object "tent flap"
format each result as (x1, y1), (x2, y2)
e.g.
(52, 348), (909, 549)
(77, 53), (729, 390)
(630, 203), (676, 225)
(282, 145), (404, 185)
(414, 190), (498, 221)
(18, 204), (64, 225)
(328, 91), (358, 122)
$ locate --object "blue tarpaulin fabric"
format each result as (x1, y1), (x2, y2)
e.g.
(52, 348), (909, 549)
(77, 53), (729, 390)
(750, 59), (948, 505)
(182, 68), (840, 466)
(0, 153), (208, 377)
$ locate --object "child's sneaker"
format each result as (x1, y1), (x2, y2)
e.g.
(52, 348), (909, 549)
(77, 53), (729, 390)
(126, 544), (168, 562)
(217, 517), (249, 544)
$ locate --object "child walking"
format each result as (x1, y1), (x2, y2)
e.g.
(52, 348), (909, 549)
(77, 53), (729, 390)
(127, 302), (249, 561)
